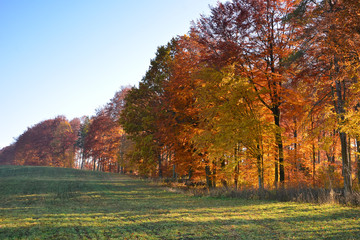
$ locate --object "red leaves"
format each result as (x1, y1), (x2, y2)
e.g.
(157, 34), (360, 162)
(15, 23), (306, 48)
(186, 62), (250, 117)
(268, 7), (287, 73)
(11, 116), (78, 167)
(85, 88), (130, 172)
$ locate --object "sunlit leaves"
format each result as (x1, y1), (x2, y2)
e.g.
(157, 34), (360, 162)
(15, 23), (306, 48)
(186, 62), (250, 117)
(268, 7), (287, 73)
(11, 116), (78, 167)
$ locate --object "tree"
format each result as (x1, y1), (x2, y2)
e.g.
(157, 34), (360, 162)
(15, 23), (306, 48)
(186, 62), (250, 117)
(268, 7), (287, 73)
(292, 0), (360, 195)
(84, 88), (132, 172)
(0, 144), (15, 165)
(192, 0), (298, 187)
(121, 41), (176, 177)
(76, 116), (90, 169)
(51, 119), (77, 168)
(193, 65), (272, 189)
(160, 34), (207, 181)
(13, 116), (78, 167)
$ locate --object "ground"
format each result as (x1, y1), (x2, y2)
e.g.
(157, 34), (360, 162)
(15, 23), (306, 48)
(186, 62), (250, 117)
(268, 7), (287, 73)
(0, 165), (359, 239)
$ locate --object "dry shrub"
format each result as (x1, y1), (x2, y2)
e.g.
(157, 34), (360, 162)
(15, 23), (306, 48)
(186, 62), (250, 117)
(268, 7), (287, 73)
(186, 186), (360, 206)
(158, 177), (360, 206)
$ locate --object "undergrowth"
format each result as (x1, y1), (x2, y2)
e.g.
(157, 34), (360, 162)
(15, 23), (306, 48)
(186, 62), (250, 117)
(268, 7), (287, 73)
(159, 179), (360, 206)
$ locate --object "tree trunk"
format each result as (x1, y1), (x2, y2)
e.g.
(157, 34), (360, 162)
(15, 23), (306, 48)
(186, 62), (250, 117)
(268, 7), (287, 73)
(234, 162), (239, 189)
(273, 106), (284, 187)
(234, 145), (238, 189)
(356, 138), (360, 185)
(158, 152), (162, 178)
(257, 154), (264, 190)
(80, 150), (84, 169)
(173, 164), (177, 180)
(335, 78), (352, 195)
(312, 142), (316, 188)
(294, 119), (298, 171)
(257, 145), (264, 190)
(340, 132), (352, 195)
(318, 135), (321, 164)
(212, 161), (217, 188)
(205, 165), (212, 189)
(348, 136), (352, 175)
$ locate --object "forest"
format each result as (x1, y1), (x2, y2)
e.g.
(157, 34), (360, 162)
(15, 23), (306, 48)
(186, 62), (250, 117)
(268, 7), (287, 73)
(1, 0), (360, 197)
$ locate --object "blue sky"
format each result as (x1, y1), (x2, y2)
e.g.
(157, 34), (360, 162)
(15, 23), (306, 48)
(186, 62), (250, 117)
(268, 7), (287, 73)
(0, 0), (222, 149)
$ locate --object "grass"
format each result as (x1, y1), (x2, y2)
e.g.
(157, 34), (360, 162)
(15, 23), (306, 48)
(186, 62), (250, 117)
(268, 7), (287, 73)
(0, 166), (359, 239)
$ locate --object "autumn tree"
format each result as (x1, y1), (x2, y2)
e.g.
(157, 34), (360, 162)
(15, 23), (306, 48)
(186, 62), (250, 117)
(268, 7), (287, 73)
(193, 66), (273, 189)
(13, 116), (78, 167)
(76, 116), (90, 169)
(51, 120), (77, 168)
(108, 87), (134, 173)
(120, 41), (176, 177)
(159, 35), (209, 182)
(191, 0), (298, 187)
(0, 144), (15, 165)
(84, 88), (132, 172)
(292, 0), (360, 194)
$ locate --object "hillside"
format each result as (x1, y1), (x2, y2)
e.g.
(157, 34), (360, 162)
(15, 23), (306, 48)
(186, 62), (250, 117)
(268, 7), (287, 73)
(0, 166), (359, 239)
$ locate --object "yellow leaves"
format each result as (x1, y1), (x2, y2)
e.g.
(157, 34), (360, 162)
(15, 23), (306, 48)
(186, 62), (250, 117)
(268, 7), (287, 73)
(341, 109), (360, 137)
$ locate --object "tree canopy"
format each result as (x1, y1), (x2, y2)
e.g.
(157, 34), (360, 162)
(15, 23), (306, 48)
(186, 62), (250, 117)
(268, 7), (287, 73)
(1, 0), (360, 195)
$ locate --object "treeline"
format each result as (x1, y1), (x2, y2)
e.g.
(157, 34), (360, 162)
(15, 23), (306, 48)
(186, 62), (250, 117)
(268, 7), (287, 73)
(120, 0), (360, 195)
(0, 116), (79, 167)
(0, 88), (134, 173)
(1, 0), (360, 195)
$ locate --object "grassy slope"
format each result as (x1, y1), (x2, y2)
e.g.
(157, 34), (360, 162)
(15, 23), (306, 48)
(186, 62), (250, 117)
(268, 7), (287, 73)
(0, 166), (359, 239)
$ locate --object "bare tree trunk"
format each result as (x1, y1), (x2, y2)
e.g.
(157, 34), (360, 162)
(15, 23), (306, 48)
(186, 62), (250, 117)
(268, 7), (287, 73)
(348, 136), (352, 176)
(339, 132), (352, 195)
(335, 78), (352, 195)
(172, 164), (177, 180)
(234, 145), (238, 189)
(312, 142), (316, 188)
(318, 135), (321, 164)
(80, 150), (84, 169)
(257, 145), (264, 190)
(356, 138), (360, 185)
(212, 161), (217, 188)
(273, 106), (284, 188)
(234, 163), (239, 190)
(294, 119), (298, 172)
(205, 165), (212, 189)
(158, 152), (162, 178)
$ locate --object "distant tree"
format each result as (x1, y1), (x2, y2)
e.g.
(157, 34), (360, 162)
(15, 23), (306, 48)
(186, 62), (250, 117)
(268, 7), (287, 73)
(13, 116), (78, 167)
(76, 116), (90, 169)
(0, 144), (16, 165)
(51, 120), (76, 168)
(85, 88), (132, 172)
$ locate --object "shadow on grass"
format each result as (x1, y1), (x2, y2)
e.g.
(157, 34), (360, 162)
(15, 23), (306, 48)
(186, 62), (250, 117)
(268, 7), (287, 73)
(0, 210), (359, 239)
(1, 166), (360, 239)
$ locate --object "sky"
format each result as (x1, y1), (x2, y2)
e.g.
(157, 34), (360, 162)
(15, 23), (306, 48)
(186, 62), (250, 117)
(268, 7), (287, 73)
(0, 0), (223, 149)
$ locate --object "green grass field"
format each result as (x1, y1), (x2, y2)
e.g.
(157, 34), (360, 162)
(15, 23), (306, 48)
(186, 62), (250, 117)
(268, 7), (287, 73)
(0, 166), (359, 239)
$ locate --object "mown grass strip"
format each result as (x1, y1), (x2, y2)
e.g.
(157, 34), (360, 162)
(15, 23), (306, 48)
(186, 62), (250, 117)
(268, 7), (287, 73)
(0, 165), (359, 239)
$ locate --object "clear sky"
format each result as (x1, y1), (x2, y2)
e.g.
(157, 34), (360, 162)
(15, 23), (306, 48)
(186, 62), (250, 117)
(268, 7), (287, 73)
(0, 0), (222, 149)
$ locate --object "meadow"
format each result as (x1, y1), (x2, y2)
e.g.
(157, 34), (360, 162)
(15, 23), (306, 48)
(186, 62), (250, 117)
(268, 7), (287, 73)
(0, 165), (359, 239)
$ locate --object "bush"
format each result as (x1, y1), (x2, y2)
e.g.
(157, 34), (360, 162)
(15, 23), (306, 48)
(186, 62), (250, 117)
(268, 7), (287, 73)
(180, 185), (360, 206)
(157, 177), (360, 206)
